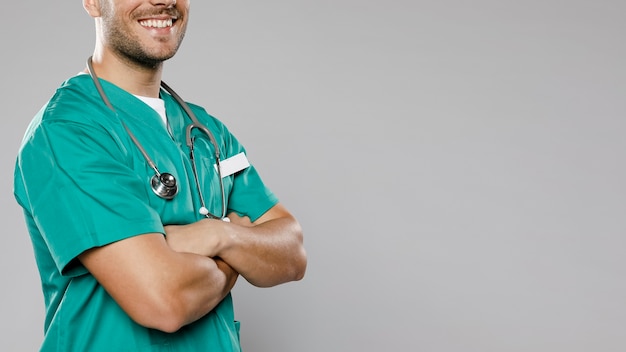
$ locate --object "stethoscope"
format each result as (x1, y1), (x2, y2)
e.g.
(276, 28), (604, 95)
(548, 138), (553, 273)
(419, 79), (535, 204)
(86, 57), (229, 221)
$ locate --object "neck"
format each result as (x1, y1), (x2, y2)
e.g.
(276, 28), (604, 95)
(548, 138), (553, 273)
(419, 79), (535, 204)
(87, 49), (164, 98)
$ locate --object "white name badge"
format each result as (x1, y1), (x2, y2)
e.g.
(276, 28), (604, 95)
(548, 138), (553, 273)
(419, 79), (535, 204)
(216, 152), (250, 178)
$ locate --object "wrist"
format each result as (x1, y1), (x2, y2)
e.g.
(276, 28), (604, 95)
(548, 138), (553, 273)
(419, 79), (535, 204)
(215, 219), (237, 257)
(198, 218), (235, 258)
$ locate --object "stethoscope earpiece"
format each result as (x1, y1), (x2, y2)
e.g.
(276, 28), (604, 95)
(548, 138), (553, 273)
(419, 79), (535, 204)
(151, 173), (178, 200)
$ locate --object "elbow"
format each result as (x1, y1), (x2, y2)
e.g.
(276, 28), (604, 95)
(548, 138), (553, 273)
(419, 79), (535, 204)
(279, 219), (308, 284)
(126, 293), (191, 333)
(292, 246), (308, 282)
(292, 222), (307, 282)
(145, 309), (187, 334)
(254, 246), (308, 288)
(140, 317), (185, 334)
(283, 219), (307, 283)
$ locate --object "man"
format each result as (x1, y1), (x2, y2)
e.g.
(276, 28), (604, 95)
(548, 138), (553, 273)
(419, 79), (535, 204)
(13, 0), (307, 350)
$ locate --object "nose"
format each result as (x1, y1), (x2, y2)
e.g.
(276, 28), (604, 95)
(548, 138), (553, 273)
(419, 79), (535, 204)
(151, 0), (176, 7)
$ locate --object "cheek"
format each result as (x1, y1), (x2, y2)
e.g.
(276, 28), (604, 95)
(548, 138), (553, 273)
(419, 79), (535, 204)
(178, 1), (191, 17)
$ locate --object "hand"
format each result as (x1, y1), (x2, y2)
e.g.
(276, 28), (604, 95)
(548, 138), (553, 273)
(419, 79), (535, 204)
(164, 219), (228, 257)
(214, 257), (240, 282)
(226, 212), (254, 227)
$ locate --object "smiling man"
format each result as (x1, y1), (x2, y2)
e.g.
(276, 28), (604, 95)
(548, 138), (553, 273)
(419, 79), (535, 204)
(13, 0), (307, 351)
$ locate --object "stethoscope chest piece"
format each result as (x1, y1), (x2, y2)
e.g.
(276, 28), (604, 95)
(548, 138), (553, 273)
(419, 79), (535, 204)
(151, 172), (178, 200)
(87, 56), (227, 219)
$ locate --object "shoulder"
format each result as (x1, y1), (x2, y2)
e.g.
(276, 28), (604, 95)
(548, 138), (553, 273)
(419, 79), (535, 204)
(42, 74), (115, 125)
(188, 100), (230, 133)
(20, 75), (127, 151)
(161, 91), (233, 137)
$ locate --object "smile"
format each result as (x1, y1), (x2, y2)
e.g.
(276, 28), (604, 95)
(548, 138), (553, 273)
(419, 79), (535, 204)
(138, 18), (174, 28)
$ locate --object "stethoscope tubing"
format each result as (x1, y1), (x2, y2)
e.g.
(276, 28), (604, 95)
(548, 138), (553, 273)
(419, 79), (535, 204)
(86, 56), (227, 220)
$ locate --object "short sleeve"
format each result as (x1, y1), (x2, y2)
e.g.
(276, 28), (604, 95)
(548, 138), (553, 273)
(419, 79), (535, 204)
(221, 127), (279, 222)
(16, 119), (164, 276)
(227, 159), (279, 222)
(187, 105), (279, 222)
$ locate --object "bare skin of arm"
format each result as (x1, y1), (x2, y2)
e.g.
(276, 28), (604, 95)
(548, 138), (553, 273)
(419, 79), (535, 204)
(79, 0), (302, 335)
(165, 203), (307, 287)
(78, 233), (238, 333)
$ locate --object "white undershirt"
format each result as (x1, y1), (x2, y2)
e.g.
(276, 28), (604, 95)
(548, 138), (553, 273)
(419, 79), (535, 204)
(134, 95), (168, 126)
(77, 72), (168, 125)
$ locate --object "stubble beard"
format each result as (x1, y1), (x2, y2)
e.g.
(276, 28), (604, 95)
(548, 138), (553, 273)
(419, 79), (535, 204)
(100, 6), (186, 70)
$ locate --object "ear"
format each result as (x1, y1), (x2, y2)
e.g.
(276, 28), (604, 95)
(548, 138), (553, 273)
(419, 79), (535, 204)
(83, 0), (102, 17)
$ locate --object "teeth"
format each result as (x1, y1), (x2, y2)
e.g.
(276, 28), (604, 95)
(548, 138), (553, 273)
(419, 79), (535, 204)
(139, 19), (173, 28)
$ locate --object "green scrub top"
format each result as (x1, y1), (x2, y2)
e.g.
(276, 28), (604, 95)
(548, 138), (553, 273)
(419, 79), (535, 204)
(14, 74), (278, 351)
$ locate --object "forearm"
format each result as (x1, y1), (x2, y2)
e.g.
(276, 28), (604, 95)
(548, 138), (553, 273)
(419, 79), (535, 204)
(168, 255), (238, 328)
(219, 211), (307, 287)
(165, 204), (307, 288)
(79, 233), (238, 333)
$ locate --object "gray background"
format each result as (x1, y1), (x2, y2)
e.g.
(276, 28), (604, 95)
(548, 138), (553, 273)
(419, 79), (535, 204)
(2, 1), (625, 351)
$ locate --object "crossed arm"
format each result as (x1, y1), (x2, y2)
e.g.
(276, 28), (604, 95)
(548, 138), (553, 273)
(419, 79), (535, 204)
(78, 203), (306, 333)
